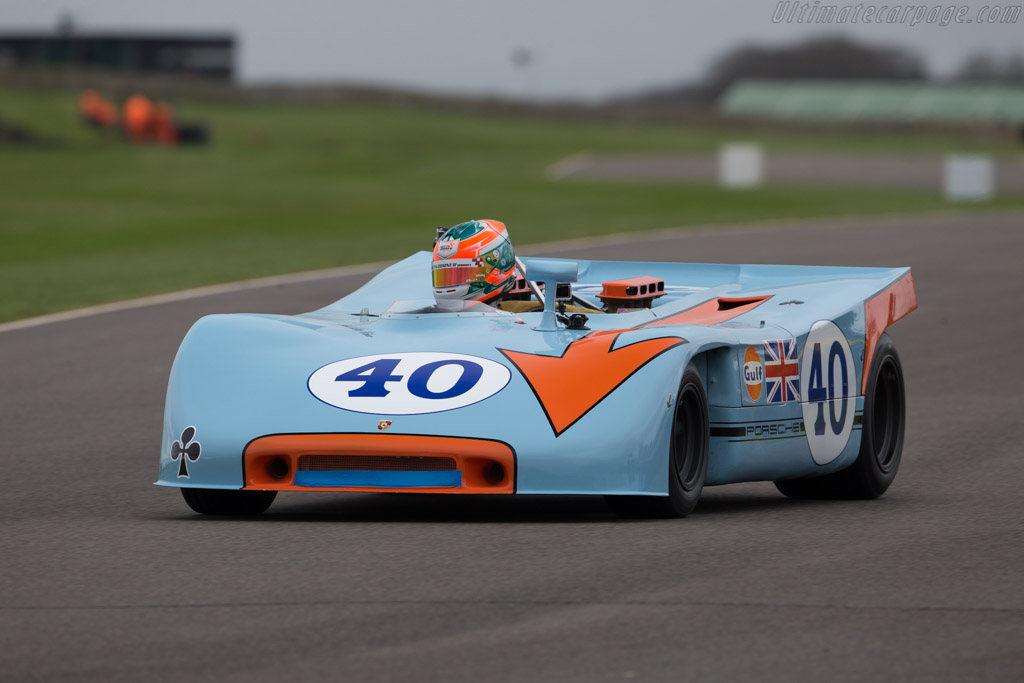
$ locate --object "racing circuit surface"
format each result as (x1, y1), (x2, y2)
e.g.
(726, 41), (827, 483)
(550, 153), (1024, 193)
(2, 211), (1022, 682)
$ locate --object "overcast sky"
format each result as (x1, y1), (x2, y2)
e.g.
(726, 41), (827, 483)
(3, 0), (1022, 100)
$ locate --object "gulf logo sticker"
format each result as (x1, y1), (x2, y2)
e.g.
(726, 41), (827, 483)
(742, 346), (764, 401)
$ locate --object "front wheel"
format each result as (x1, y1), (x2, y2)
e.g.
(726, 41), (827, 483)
(606, 363), (709, 518)
(181, 488), (277, 515)
(775, 332), (905, 499)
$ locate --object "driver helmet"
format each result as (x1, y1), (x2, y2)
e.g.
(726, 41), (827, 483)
(432, 219), (516, 303)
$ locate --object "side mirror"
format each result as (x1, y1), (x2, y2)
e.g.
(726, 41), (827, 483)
(521, 259), (579, 331)
(523, 259), (578, 284)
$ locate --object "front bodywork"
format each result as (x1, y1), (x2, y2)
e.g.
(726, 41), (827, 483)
(157, 252), (916, 496)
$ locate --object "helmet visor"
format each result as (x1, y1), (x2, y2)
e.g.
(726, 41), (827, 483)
(432, 259), (493, 289)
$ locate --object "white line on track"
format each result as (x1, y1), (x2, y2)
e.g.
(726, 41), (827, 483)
(0, 262), (392, 334)
(544, 152), (594, 180)
(1, 209), (1019, 335)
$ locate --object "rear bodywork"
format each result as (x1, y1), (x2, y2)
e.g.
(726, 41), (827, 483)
(157, 252), (916, 496)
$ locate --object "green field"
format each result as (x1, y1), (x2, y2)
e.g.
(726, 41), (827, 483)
(1, 88), (1021, 322)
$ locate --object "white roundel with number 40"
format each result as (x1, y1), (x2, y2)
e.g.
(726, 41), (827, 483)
(308, 352), (511, 415)
(800, 320), (858, 465)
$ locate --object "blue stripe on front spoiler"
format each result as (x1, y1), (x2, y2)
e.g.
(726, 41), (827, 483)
(293, 470), (462, 488)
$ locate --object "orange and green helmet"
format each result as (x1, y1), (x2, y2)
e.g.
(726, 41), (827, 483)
(432, 219), (516, 303)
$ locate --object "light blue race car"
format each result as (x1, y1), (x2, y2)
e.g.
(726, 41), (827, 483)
(157, 251), (916, 517)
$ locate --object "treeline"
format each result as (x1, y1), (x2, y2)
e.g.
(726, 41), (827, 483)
(628, 36), (1023, 106)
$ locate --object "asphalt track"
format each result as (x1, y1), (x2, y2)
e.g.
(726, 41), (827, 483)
(551, 153), (1024, 193)
(2, 211), (1023, 682)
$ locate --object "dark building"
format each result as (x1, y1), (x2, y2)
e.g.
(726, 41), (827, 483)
(0, 30), (235, 80)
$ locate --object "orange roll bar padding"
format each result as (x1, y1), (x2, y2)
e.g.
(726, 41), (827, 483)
(863, 273), (918, 393)
(243, 433), (516, 494)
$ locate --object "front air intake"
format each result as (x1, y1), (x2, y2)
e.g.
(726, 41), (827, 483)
(243, 434), (515, 493)
(297, 455), (456, 472)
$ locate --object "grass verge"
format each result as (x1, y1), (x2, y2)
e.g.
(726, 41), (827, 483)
(1, 89), (1021, 322)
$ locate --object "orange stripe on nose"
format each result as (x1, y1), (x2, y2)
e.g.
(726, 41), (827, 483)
(501, 333), (685, 435)
(497, 295), (769, 436)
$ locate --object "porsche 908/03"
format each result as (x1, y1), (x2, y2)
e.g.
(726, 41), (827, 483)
(158, 251), (915, 517)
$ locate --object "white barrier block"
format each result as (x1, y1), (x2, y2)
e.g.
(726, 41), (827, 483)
(718, 143), (764, 189)
(944, 155), (994, 201)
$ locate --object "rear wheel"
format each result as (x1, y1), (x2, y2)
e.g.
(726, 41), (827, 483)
(775, 332), (905, 499)
(181, 488), (277, 515)
(606, 363), (709, 518)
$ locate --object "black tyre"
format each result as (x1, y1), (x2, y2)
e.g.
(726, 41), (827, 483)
(181, 488), (277, 515)
(606, 363), (709, 518)
(775, 332), (905, 499)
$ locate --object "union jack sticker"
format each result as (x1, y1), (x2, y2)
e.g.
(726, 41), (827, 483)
(764, 338), (800, 403)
